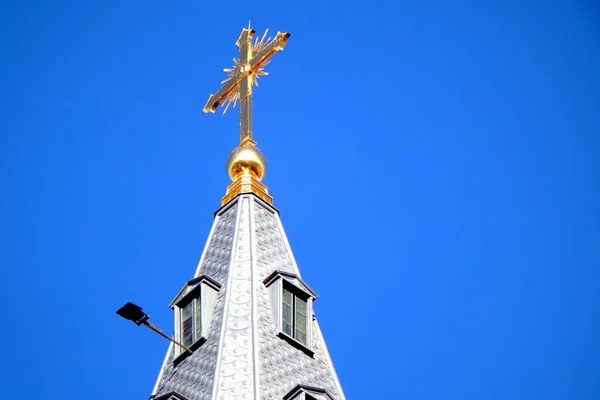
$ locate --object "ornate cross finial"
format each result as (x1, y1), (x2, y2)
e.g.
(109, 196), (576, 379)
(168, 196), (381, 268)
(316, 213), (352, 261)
(203, 27), (290, 143)
(203, 26), (291, 206)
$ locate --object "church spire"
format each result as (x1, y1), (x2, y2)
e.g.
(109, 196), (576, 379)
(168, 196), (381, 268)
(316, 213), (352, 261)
(149, 26), (346, 400)
(203, 26), (290, 206)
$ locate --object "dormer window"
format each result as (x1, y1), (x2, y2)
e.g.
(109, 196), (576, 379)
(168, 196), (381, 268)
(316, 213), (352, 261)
(180, 296), (201, 348)
(170, 275), (221, 362)
(282, 286), (308, 345)
(264, 270), (318, 355)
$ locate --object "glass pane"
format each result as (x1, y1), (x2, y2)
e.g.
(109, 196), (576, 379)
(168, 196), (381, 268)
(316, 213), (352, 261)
(194, 297), (202, 341)
(182, 334), (193, 347)
(295, 311), (307, 333)
(283, 321), (293, 336)
(181, 301), (194, 347)
(296, 297), (307, 316)
(296, 331), (306, 345)
(295, 297), (307, 344)
(282, 287), (293, 336)
(182, 316), (193, 347)
(296, 309), (307, 337)
(182, 301), (193, 319)
(282, 302), (293, 336)
(282, 287), (293, 307)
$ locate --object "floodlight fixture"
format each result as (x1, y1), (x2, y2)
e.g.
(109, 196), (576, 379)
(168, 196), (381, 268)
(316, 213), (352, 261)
(116, 302), (193, 355)
(116, 302), (149, 325)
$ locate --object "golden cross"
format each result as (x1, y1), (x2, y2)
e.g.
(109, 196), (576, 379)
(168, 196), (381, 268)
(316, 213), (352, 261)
(203, 27), (290, 143)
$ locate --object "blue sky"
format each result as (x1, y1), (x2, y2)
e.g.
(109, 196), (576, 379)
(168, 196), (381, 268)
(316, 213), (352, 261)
(2, 1), (600, 398)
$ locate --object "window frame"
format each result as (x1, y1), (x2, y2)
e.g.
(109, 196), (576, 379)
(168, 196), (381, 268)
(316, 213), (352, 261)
(282, 284), (309, 345)
(178, 293), (202, 349)
(173, 286), (205, 360)
(170, 275), (221, 363)
(263, 270), (318, 356)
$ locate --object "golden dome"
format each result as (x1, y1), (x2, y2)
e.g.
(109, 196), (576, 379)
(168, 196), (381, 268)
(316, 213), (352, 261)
(226, 139), (266, 181)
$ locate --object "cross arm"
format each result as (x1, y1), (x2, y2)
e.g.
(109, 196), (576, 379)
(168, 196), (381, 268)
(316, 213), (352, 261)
(203, 74), (243, 113)
(248, 31), (291, 73)
(202, 30), (290, 114)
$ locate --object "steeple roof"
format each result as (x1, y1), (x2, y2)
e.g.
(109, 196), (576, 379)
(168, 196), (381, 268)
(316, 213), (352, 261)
(150, 194), (346, 400)
(149, 25), (344, 400)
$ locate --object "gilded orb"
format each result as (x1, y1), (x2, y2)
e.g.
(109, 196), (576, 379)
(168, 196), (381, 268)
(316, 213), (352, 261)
(226, 142), (267, 181)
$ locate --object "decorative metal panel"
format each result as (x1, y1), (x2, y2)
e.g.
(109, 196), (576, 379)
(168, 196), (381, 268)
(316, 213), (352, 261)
(213, 196), (256, 399)
(252, 199), (344, 400)
(151, 195), (345, 400)
(153, 202), (238, 400)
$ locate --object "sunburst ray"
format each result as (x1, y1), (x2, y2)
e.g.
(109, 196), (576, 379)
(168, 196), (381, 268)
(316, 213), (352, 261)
(219, 29), (277, 114)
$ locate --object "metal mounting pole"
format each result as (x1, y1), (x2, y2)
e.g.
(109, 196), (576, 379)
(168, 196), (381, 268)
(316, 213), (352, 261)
(142, 320), (194, 355)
